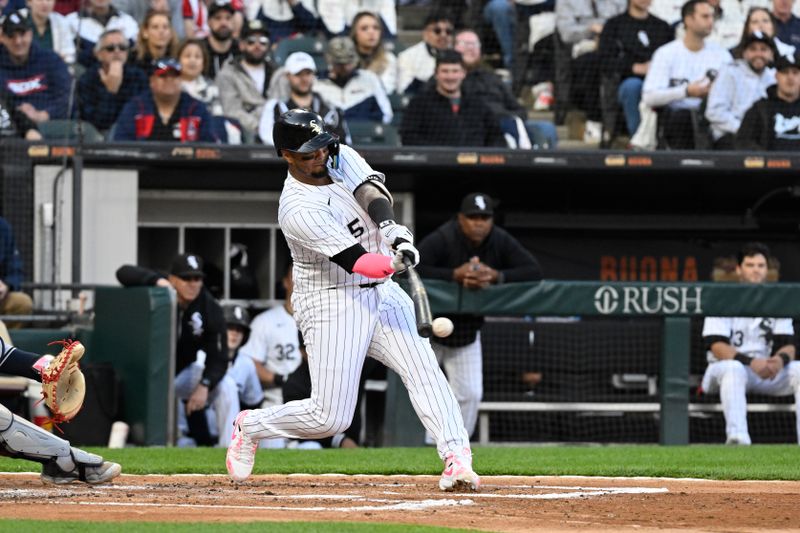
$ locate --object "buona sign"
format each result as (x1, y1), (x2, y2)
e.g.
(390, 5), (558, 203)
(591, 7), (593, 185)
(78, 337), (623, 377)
(594, 285), (703, 315)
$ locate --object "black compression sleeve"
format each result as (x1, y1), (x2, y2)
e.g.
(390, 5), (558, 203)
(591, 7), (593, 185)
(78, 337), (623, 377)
(0, 345), (43, 381)
(330, 243), (368, 274)
(367, 196), (395, 225)
(116, 264), (164, 287)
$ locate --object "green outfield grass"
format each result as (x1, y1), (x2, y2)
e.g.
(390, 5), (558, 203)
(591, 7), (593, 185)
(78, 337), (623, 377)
(1, 445), (800, 480)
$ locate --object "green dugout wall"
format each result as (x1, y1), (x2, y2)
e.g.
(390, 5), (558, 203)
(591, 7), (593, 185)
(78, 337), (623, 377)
(385, 280), (800, 446)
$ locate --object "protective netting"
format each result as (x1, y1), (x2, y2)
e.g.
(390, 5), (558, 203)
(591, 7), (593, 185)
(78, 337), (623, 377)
(474, 315), (797, 444)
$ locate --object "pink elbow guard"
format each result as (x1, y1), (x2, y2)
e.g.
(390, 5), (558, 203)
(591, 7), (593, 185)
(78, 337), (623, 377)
(353, 253), (394, 278)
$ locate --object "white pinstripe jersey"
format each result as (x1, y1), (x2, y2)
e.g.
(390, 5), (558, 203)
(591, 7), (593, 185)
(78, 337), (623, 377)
(278, 144), (392, 293)
(703, 316), (794, 362)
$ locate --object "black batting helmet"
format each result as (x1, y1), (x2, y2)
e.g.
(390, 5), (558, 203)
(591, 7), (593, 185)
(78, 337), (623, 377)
(223, 304), (251, 332)
(273, 108), (340, 161)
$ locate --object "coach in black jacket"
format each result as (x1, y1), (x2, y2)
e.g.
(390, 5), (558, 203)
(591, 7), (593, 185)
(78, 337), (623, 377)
(736, 52), (800, 151)
(116, 253), (240, 446)
(415, 193), (542, 438)
(400, 50), (505, 147)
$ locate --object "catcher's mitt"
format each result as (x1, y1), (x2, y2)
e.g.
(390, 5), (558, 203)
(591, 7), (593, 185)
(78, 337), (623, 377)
(40, 340), (86, 424)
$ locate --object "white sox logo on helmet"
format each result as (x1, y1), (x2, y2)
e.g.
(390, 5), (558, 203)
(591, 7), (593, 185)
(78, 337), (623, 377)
(309, 119), (323, 135)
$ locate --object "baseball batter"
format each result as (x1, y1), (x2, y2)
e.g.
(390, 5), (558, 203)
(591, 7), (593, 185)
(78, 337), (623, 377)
(0, 338), (121, 483)
(226, 109), (479, 491)
(701, 242), (800, 445)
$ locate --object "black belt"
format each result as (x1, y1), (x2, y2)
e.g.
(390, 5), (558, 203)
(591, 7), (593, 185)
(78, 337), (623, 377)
(328, 281), (384, 290)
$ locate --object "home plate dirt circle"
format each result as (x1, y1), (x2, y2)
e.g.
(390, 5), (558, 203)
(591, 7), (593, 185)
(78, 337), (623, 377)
(0, 473), (798, 532)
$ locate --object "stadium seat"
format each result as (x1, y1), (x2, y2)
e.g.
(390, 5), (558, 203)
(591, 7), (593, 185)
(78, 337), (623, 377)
(37, 120), (104, 142)
(347, 121), (399, 147)
(388, 92), (410, 126)
(273, 35), (328, 73)
(655, 107), (712, 150)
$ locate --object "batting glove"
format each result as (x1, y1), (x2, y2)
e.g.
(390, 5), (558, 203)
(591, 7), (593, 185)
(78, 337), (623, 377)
(379, 220), (414, 249)
(391, 242), (420, 273)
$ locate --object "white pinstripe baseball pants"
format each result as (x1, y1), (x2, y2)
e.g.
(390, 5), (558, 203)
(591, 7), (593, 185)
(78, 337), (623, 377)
(241, 280), (471, 459)
(702, 360), (800, 444)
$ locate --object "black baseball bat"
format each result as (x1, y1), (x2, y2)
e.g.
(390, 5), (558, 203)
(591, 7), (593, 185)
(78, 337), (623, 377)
(403, 257), (433, 338)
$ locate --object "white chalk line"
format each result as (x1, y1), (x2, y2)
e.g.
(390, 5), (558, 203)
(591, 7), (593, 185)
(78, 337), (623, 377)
(56, 499), (474, 513)
(449, 487), (668, 499)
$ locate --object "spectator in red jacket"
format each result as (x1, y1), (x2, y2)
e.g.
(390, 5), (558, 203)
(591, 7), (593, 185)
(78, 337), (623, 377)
(112, 57), (214, 141)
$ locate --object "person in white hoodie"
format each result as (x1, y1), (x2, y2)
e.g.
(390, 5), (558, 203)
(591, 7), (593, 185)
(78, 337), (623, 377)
(26, 0), (75, 65)
(705, 30), (776, 148)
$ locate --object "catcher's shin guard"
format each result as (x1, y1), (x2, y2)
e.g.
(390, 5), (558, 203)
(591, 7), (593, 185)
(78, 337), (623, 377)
(0, 404), (121, 484)
(0, 403), (71, 461)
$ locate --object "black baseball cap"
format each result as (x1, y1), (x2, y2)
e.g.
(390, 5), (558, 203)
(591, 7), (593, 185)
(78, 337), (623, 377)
(208, 0), (235, 17)
(223, 304), (250, 330)
(1, 9), (31, 35)
(170, 253), (205, 278)
(241, 19), (269, 39)
(741, 30), (775, 51)
(460, 193), (494, 216)
(775, 52), (800, 72)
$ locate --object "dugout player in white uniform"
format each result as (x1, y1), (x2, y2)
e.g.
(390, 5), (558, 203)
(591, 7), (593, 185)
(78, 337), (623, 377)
(701, 242), (800, 445)
(0, 338), (121, 483)
(226, 109), (479, 491)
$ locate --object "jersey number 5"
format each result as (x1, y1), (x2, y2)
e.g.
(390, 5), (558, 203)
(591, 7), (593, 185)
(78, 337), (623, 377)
(347, 219), (364, 238)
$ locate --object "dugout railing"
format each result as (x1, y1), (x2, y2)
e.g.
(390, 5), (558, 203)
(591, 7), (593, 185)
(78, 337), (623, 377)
(385, 279), (800, 446)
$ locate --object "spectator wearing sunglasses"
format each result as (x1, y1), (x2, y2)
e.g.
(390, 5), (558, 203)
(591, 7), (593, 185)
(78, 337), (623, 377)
(77, 28), (147, 132)
(112, 57), (215, 141)
(216, 19), (275, 136)
(397, 10), (454, 95)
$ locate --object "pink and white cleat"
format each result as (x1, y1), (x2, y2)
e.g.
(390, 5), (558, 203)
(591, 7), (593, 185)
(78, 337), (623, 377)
(226, 410), (258, 482)
(439, 448), (480, 492)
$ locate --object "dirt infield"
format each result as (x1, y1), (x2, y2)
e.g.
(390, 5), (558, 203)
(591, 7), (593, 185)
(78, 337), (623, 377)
(1, 473), (799, 532)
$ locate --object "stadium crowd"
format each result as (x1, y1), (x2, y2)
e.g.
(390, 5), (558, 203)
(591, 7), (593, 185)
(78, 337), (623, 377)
(0, 0), (798, 149)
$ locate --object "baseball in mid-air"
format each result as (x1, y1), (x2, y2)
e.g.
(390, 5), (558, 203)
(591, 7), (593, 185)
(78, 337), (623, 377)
(432, 317), (454, 338)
